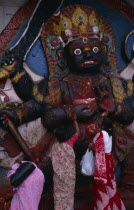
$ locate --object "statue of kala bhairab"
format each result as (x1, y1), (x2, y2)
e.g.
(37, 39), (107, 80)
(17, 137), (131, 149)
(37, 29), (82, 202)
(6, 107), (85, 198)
(0, 3), (134, 209)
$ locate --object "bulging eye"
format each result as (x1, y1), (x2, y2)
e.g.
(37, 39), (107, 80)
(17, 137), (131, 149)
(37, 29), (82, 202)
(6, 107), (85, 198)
(92, 47), (99, 53)
(74, 48), (81, 55)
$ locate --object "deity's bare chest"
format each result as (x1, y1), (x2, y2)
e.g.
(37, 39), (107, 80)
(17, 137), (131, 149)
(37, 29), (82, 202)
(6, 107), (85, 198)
(61, 75), (105, 104)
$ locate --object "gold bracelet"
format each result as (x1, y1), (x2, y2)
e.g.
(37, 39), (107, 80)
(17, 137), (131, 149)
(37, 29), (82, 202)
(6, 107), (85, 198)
(33, 85), (44, 103)
(11, 72), (26, 83)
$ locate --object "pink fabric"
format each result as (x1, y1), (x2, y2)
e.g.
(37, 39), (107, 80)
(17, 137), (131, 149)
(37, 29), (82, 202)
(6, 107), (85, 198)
(93, 132), (126, 210)
(65, 133), (78, 148)
(7, 161), (45, 210)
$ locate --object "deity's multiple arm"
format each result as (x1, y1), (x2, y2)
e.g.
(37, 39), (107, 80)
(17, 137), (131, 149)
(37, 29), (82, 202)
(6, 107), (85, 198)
(0, 56), (97, 130)
(0, 52), (48, 102)
(114, 94), (134, 125)
(0, 99), (44, 129)
(0, 53), (33, 101)
(41, 103), (98, 130)
(111, 77), (134, 125)
(0, 53), (49, 128)
(0, 51), (134, 131)
(95, 77), (134, 126)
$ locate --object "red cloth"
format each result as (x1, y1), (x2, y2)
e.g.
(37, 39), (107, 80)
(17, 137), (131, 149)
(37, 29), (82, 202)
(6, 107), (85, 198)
(93, 131), (125, 210)
(65, 133), (78, 148)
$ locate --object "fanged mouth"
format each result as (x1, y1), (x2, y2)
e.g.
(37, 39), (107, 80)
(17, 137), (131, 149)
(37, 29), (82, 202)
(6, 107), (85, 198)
(80, 61), (97, 66)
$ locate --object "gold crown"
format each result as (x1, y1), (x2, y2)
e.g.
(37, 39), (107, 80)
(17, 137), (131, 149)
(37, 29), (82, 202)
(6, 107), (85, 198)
(52, 5), (104, 46)
(41, 4), (117, 78)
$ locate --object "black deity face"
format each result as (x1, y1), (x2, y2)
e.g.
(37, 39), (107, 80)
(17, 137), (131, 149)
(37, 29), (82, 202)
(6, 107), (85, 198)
(64, 38), (107, 76)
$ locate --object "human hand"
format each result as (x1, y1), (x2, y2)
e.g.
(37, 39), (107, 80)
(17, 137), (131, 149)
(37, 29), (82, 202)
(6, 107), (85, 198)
(68, 112), (77, 121)
(88, 143), (94, 152)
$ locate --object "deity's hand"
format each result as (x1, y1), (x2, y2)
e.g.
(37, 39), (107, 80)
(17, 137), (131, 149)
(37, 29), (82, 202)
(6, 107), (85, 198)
(42, 102), (98, 130)
(94, 82), (116, 113)
(0, 109), (19, 130)
(0, 51), (17, 79)
(118, 94), (134, 125)
(72, 103), (98, 122)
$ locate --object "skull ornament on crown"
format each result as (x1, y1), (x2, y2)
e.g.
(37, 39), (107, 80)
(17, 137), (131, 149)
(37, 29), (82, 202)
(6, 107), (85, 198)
(41, 4), (117, 78)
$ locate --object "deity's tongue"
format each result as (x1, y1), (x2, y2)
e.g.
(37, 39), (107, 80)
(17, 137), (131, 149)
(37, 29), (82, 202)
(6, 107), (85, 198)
(81, 61), (97, 66)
